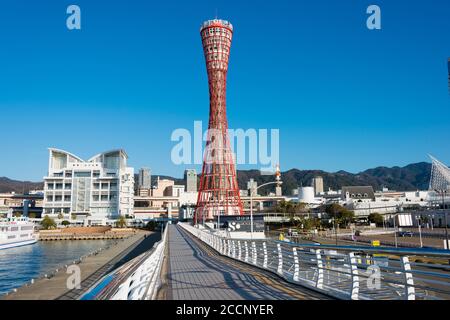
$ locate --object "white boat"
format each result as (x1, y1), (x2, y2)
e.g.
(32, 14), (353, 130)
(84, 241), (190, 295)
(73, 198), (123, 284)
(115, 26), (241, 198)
(0, 213), (38, 250)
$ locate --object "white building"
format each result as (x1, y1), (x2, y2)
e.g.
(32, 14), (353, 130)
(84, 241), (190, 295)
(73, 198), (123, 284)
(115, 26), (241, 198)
(43, 148), (134, 224)
(297, 186), (324, 206)
(342, 186), (432, 217)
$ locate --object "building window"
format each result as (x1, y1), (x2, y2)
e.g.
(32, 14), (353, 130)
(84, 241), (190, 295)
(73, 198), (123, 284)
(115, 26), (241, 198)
(101, 183), (109, 190)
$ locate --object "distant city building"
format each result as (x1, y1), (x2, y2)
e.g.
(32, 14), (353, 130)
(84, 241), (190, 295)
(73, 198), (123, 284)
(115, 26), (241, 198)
(0, 193), (44, 217)
(138, 167), (151, 189)
(341, 186), (376, 202)
(312, 176), (324, 195)
(184, 169), (197, 192)
(43, 148), (134, 224)
(138, 167), (152, 197)
(247, 178), (258, 196)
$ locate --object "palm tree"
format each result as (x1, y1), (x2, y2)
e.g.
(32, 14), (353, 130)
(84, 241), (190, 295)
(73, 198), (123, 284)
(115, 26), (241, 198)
(116, 216), (127, 228)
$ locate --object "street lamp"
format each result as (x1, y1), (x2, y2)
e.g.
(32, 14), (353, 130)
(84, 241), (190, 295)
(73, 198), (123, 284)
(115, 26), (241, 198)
(435, 189), (449, 249)
(250, 180), (283, 239)
(333, 206), (338, 245)
(418, 216), (423, 248)
(392, 213), (398, 248)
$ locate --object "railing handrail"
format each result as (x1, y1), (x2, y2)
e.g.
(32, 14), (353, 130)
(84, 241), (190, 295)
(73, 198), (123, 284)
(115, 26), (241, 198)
(179, 222), (450, 300)
(80, 227), (168, 300)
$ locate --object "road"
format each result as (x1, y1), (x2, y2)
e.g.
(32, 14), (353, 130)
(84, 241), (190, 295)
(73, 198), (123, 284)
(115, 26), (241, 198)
(163, 224), (331, 300)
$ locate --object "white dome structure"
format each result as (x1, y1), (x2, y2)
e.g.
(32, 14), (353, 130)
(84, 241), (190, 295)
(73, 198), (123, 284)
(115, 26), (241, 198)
(299, 187), (315, 203)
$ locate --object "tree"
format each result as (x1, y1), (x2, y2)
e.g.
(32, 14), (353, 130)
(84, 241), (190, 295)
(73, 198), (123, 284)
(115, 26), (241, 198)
(41, 215), (57, 230)
(61, 220), (70, 227)
(57, 213), (64, 220)
(116, 216), (127, 228)
(368, 213), (384, 226)
(71, 214), (77, 221)
(29, 213), (37, 219)
(324, 204), (355, 228)
(146, 221), (157, 231)
(13, 212), (22, 217)
(338, 209), (355, 228)
(298, 217), (320, 231)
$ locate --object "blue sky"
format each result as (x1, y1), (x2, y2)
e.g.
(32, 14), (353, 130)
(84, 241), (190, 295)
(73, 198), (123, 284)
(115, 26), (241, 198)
(0, 0), (449, 181)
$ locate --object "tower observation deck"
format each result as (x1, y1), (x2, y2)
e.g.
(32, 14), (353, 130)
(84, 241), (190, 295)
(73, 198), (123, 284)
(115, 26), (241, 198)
(195, 19), (244, 223)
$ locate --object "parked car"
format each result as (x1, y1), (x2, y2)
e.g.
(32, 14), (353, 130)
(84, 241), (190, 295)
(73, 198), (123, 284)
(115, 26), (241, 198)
(398, 231), (414, 237)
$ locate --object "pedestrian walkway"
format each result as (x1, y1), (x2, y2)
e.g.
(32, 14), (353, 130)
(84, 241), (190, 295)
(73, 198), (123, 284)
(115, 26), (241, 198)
(166, 224), (328, 300)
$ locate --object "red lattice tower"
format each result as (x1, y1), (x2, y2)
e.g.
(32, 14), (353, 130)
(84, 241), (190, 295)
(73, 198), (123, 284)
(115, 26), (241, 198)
(195, 19), (244, 224)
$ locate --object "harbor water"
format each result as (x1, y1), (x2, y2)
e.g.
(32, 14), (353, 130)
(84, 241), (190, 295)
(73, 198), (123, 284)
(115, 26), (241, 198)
(0, 240), (115, 296)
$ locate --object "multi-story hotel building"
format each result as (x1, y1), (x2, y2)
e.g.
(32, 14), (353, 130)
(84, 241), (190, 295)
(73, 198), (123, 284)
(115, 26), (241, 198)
(43, 148), (134, 223)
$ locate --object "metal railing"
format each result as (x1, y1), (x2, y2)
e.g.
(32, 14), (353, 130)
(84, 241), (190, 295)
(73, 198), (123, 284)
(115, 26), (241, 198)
(179, 222), (450, 300)
(79, 227), (168, 300)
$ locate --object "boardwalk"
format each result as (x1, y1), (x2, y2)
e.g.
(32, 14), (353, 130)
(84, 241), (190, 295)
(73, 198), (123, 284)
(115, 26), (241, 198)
(166, 224), (329, 300)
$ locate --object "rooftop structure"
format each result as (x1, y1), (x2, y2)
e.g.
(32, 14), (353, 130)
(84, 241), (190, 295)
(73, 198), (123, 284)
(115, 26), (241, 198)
(429, 155), (450, 191)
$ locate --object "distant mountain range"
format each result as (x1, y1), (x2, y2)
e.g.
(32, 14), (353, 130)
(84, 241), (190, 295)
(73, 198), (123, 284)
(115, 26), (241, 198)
(0, 162), (432, 195)
(0, 177), (44, 194)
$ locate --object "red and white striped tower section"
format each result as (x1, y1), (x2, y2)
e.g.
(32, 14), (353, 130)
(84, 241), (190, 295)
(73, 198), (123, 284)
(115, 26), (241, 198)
(195, 19), (244, 224)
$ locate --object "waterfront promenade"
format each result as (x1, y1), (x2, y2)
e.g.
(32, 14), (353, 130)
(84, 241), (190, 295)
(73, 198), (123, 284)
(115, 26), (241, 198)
(1, 230), (160, 300)
(161, 224), (329, 300)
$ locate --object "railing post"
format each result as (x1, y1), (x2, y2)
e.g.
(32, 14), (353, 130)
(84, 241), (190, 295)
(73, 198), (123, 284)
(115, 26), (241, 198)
(252, 242), (257, 265)
(401, 256), (416, 300)
(237, 241), (242, 260)
(244, 241), (249, 262)
(232, 240), (236, 259)
(227, 239), (232, 257)
(315, 249), (324, 289)
(277, 243), (283, 275)
(221, 238), (226, 255)
(293, 247), (299, 281)
(263, 242), (268, 268)
(349, 252), (360, 300)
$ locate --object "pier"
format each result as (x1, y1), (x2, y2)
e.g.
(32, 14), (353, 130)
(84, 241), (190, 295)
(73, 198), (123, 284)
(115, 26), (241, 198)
(38, 227), (137, 241)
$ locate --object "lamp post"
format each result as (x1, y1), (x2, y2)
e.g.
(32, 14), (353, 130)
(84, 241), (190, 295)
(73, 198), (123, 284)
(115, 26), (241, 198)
(333, 206), (338, 245)
(418, 216), (423, 248)
(435, 189), (449, 249)
(250, 181), (283, 239)
(393, 213), (398, 248)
